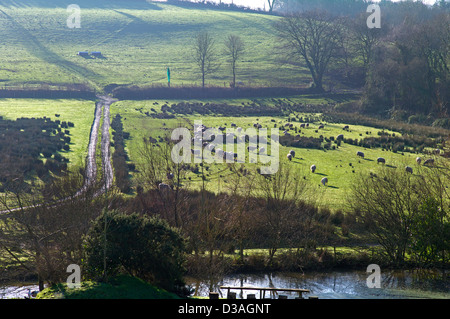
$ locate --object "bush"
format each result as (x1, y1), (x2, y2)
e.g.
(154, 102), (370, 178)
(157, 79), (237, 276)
(432, 118), (450, 130)
(83, 210), (187, 294)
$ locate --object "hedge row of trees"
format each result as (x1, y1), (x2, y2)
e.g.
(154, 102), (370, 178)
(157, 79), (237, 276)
(111, 114), (132, 193)
(273, 1), (449, 119)
(187, 1), (448, 120)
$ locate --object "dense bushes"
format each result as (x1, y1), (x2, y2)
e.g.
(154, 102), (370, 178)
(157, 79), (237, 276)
(279, 135), (323, 149)
(83, 210), (187, 294)
(323, 111), (450, 139)
(111, 114), (132, 193)
(111, 85), (310, 101)
(343, 133), (443, 154)
(0, 116), (71, 189)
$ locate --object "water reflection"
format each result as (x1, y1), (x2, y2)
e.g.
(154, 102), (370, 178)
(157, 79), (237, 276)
(0, 284), (40, 299)
(186, 269), (449, 299)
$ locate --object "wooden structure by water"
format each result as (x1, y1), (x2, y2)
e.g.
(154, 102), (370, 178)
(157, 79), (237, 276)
(215, 286), (313, 299)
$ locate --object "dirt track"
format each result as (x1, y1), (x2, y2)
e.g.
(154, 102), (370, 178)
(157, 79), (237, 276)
(82, 95), (117, 193)
(0, 95), (116, 214)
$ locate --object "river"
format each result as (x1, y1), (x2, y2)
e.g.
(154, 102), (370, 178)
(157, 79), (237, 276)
(1, 269), (448, 299)
(185, 269), (449, 299)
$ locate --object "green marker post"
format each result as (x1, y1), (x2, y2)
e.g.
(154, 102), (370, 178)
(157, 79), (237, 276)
(167, 67), (170, 88)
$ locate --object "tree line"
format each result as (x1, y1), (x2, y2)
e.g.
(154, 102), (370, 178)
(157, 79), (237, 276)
(191, 0), (449, 124)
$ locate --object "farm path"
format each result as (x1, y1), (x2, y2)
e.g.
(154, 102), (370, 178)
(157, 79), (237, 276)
(83, 95), (117, 194)
(0, 95), (117, 214)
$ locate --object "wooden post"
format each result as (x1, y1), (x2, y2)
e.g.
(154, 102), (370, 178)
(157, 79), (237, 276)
(227, 292), (236, 299)
(209, 292), (219, 299)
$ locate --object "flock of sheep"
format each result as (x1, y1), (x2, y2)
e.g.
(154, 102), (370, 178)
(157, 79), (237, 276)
(158, 121), (441, 191)
(284, 124), (439, 187)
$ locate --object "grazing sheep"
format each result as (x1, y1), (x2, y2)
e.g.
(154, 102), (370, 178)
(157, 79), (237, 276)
(300, 123), (306, 128)
(423, 158), (435, 166)
(318, 125), (324, 129)
(343, 125), (349, 130)
(336, 134), (344, 140)
(356, 151), (365, 158)
(416, 157), (422, 165)
(321, 177), (328, 186)
(158, 183), (171, 191)
(377, 157), (385, 164)
(287, 153), (292, 161)
(310, 164), (316, 173)
(231, 123), (236, 127)
(216, 148), (224, 157)
(289, 150), (295, 157)
(225, 151), (234, 160)
(259, 147), (266, 154)
(405, 166), (413, 174)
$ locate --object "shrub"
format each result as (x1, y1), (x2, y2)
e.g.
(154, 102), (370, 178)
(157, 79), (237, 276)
(83, 210), (187, 293)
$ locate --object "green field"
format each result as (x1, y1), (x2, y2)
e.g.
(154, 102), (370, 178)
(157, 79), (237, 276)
(0, 0), (309, 90)
(0, 0), (447, 211)
(110, 97), (437, 211)
(0, 98), (95, 167)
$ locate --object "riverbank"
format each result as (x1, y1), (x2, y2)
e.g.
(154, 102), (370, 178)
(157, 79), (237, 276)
(185, 246), (450, 280)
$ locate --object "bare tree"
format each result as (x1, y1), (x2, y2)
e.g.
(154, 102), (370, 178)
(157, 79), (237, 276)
(267, 0), (277, 12)
(349, 162), (449, 265)
(274, 10), (344, 92)
(348, 13), (384, 74)
(223, 34), (245, 88)
(0, 169), (103, 291)
(254, 161), (309, 265)
(193, 31), (219, 88)
(135, 129), (189, 228)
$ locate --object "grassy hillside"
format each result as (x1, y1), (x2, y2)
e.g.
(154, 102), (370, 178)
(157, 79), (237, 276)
(0, 0), (308, 90)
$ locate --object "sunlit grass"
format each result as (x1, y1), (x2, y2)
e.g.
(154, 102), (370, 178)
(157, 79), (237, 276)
(109, 97), (427, 211)
(0, 98), (95, 167)
(0, 0), (307, 90)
